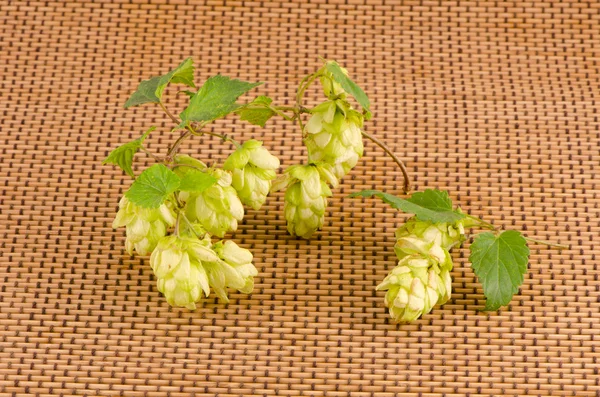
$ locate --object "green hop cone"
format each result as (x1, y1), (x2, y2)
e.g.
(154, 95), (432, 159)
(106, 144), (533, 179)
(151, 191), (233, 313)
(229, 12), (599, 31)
(319, 65), (348, 98)
(180, 168), (244, 238)
(304, 100), (364, 180)
(112, 196), (176, 256)
(150, 235), (258, 309)
(223, 139), (280, 210)
(150, 235), (217, 310)
(395, 216), (466, 253)
(271, 164), (332, 239)
(211, 240), (258, 300)
(377, 253), (453, 323)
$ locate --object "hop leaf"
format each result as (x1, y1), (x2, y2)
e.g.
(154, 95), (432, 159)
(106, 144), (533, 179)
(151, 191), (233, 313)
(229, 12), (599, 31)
(124, 58), (195, 108)
(102, 127), (155, 177)
(179, 75), (262, 127)
(324, 61), (371, 119)
(349, 189), (466, 224)
(236, 96), (276, 127)
(469, 231), (530, 311)
(125, 164), (180, 209)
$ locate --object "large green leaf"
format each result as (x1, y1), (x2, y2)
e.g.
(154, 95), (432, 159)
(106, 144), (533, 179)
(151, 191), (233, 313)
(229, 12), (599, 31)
(125, 164), (180, 208)
(469, 231), (530, 311)
(179, 75), (262, 126)
(349, 189), (465, 223)
(102, 126), (155, 177)
(124, 58), (195, 108)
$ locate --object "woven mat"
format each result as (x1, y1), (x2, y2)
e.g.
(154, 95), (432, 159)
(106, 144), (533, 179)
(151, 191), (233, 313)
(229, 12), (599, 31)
(2, 1), (599, 396)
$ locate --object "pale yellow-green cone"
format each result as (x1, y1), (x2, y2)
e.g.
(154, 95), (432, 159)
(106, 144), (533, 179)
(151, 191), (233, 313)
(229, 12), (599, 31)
(394, 216), (466, 259)
(223, 139), (280, 210)
(377, 253), (452, 323)
(271, 164), (332, 239)
(150, 235), (256, 308)
(180, 168), (244, 238)
(112, 196), (176, 256)
(304, 100), (364, 180)
(150, 235), (217, 310)
(319, 65), (348, 98)
(211, 240), (258, 299)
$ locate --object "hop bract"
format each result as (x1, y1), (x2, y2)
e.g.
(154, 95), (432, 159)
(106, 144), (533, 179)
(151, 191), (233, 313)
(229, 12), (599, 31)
(377, 253), (452, 324)
(150, 235), (258, 309)
(112, 196), (176, 256)
(271, 164), (332, 239)
(180, 168), (244, 238)
(304, 100), (364, 180)
(224, 139), (280, 210)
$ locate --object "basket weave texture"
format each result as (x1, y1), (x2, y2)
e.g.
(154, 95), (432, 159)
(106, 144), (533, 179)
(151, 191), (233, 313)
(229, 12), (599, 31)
(1, 1), (599, 396)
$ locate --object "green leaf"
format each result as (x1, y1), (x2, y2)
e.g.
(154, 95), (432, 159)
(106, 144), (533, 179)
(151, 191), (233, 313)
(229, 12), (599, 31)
(179, 75), (262, 126)
(102, 127), (155, 177)
(125, 164), (180, 208)
(325, 61), (371, 117)
(349, 190), (466, 223)
(469, 231), (530, 311)
(178, 169), (218, 192)
(406, 189), (454, 212)
(124, 58), (195, 108)
(236, 96), (275, 127)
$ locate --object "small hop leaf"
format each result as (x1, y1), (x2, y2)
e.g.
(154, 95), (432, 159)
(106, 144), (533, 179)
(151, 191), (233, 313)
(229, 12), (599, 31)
(469, 231), (530, 311)
(124, 58), (195, 108)
(349, 189), (466, 224)
(236, 96), (275, 127)
(102, 127), (155, 177)
(179, 75), (262, 127)
(324, 61), (371, 119)
(125, 164), (181, 209)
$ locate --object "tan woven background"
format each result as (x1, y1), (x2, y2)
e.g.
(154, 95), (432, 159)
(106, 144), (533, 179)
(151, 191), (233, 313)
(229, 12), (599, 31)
(1, 1), (599, 396)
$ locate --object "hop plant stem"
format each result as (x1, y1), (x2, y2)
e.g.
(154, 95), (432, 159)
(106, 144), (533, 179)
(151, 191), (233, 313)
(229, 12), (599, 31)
(361, 130), (411, 194)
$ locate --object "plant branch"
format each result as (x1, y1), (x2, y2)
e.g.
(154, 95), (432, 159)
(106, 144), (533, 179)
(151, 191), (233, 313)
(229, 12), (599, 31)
(361, 130), (411, 194)
(139, 146), (162, 162)
(159, 102), (180, 125)
(524, 237), (569, 250)
(465, 214), (497, 231)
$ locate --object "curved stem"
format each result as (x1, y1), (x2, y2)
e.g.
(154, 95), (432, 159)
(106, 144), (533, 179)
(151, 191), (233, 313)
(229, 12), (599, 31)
(159, 102), (180, 125)
(361, 130), (411, 193)
(139, 146), (162, 162)
(167, 130), (192, 159)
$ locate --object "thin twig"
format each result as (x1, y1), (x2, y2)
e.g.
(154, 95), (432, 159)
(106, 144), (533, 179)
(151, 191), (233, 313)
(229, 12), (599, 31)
(159, 102), (180, 125)
(361, 130), (411, 193)
(524, 237), (569, 250)
(139, 146), (162, 162)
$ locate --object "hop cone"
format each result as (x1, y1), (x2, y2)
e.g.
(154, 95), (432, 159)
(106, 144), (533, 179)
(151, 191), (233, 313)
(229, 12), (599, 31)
(211, 240), (258, 301)
(319, 65), (348, 98)
(394, 216), (466, 253)
(271, 164), (332, 239)
(150, 235), (217, 309)
(180, 168), (244, 238)
(150, 235), (257, 309)
(223, 139), (280, 210)
(304, 100), (364, 180)
(112, 196), (176, 256)
(377, 251), (453, 324)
